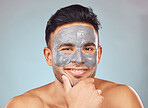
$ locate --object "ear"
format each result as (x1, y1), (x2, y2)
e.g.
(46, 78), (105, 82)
(97, 45), (102, 64)
(43, 47), (53, 66)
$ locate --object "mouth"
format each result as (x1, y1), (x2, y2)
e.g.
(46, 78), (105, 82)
(64, 68), (88, 76)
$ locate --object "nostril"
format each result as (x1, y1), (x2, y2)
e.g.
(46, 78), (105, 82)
(71, 62), (85, 66)
(75, 62), (84, 66)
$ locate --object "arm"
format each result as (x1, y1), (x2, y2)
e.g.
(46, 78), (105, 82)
(110, 85), (144, 108)
(5, 94), (44, 108)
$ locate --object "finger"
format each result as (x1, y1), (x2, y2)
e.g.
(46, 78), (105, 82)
(97, 89), (102, 95)
(98, 95), (104, 103)
(62, 75), (72, 93)
(82, 78), (94, 84)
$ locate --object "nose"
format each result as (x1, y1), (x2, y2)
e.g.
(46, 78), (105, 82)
(71, 48), (82, 63)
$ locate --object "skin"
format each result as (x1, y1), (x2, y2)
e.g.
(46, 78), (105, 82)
(6, 22), (144, 108)
(52, 24), (99, 86)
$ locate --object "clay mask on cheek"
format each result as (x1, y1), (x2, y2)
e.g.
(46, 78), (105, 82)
(53, 25), (99, 67)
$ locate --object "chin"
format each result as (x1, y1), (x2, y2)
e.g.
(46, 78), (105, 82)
(53, 64), (97, 86)
(68, 71), (96, 87)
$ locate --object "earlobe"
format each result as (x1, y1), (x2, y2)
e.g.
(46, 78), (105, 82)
(43, 47), (53, 66)
(97, 45), (102, 64)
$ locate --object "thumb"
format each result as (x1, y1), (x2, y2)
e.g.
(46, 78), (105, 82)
(62, 75), (72, 93)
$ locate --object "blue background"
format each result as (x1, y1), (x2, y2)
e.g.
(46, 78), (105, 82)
(0, 0), (147, 107)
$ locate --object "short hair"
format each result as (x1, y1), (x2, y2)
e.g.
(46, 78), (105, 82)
(45, 4), (101, 46)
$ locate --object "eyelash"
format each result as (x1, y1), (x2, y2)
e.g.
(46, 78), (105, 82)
(58, 46), (95, 53)
(61, 48), (72, 51)
(84, 47), (93, 51)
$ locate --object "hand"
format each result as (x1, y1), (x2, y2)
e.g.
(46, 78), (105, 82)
(62, 75), (104, 108)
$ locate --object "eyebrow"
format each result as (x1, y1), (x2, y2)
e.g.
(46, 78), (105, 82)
(83, 43), (95, 47)
(58, 43), (75, 48)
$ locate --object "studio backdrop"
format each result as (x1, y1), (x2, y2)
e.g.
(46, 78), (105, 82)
(0, 0), (147, 107)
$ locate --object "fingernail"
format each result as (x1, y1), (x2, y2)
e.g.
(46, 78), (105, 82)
(62, 75), (66, 80)
(98, 89), (102, 95)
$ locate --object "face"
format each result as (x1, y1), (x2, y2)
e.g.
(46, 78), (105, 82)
(45, 23), (101, 86)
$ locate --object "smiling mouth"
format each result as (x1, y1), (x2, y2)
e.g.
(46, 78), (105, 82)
(65, 68), (88, 76)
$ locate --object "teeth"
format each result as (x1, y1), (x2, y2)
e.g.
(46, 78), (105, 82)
(71, 69), (85, 72)
(67, 69), (87, 75)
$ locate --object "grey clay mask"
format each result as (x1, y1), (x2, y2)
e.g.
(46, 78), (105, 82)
(53, 25), (99, 67)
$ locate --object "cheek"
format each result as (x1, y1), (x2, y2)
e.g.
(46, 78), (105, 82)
(82, 52), (97, 67)
(52, 66), (64, 84)
(53, 51), (72, 66)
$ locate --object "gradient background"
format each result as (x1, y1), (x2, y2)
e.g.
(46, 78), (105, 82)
(0, 0), (147, 107)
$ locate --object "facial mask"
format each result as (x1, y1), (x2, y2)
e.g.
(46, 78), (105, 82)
(53, 25), (98, 67)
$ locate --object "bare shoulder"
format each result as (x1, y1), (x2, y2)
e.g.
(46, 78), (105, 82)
(6, 83), (54, 108)
(94, 78), (143, 108)
(5, 93), (44, 108)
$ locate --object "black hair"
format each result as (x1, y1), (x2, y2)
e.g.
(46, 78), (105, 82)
(45, 4), (101, 46)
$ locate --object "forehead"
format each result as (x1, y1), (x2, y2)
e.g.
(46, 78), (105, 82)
(53, 24), (98, 46)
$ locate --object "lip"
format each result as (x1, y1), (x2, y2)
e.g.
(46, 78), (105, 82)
(65, 68), (88, 76)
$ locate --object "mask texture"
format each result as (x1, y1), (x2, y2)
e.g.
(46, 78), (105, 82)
(53, 25), (98, 67)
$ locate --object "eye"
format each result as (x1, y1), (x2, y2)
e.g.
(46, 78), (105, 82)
(82, 47), (96, 53)
(58, 47), (74, 54)
(61, 48), (72, 51)
(84, 47), (93, 51)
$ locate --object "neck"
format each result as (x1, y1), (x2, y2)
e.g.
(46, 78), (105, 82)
(52, 78), (68, 107)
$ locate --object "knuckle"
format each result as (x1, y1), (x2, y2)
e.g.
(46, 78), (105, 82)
(84, 78), (94, 83)
(87, 78), (94, 82)
(88, 83), (95, 89)
(79, 80), (85, 85)
(97, 96), (104, 102)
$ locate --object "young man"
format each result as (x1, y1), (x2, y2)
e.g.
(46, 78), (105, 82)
(6, 4), (143, 108)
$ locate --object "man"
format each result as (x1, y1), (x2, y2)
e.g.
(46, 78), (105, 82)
(6, 4), (143, 108)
